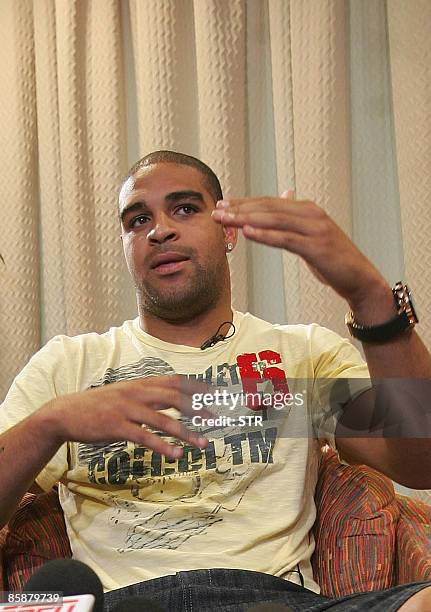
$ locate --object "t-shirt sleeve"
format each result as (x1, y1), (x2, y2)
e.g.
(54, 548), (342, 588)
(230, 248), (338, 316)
(308, 324), (371, 452)
(0, 336), (70, 492)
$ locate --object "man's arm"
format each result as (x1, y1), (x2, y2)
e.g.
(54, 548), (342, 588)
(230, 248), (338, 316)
(0, 412), (63, 527)
(0, 376), (211, 529)
(211, 194), (431, 488)
(334, 280), (431, 488)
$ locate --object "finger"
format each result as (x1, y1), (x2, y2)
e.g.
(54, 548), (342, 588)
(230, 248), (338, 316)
(281, 189), (295, 199)
(212, 211), (313, 234)
(142, 374), (214, 397)
(114, 378), (215, 420)
(151, 374), (216, 404)
(242, 225), (309, 254)
(216, 196), (309, 210)
(120, 423), (185, 459)
(130, 385), (214, 420)
(126, 403), (208, 449)
(213, 199), (314, 220)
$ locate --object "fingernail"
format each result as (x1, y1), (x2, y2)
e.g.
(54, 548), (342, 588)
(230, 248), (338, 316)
(171, 447), (183, 458)
(211, 210), (235, 220)
(216, 200), (230, 209)
(281, 189), (295, 199)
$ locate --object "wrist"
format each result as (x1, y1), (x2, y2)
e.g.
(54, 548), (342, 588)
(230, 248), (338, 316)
(346, 280), (418, 344)
(35, 399), (68, 447)
(347, 279), (395, 326)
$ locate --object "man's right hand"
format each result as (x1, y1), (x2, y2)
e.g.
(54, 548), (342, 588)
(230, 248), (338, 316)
(37, 375), (212, 459)
(0, 375), (214, 527)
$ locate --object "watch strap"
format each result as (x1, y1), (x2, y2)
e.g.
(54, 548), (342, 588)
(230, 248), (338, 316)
(345, 309), (412, 343)
(345, 282), (418, 343)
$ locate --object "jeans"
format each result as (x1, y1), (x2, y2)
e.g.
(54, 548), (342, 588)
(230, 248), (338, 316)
(104, 568), (430, 611)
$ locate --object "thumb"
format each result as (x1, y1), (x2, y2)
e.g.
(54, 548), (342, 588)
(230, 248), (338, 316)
(281, 189), (295, 200)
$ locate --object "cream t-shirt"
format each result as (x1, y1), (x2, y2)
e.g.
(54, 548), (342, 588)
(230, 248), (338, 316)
(0, 311), (369, 593)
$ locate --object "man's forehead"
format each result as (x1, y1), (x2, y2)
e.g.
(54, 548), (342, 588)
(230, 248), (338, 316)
(119, 176), (136, 202)
(119, 163), (209, 203)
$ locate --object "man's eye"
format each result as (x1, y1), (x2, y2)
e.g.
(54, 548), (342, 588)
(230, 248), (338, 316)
(130, 215), (149, 228)
(176, 204), (198, 216)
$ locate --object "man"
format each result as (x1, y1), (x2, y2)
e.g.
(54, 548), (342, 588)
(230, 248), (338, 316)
(1, 150), (431, 611)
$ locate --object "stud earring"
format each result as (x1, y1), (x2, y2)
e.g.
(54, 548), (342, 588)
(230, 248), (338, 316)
(226, 243), (233, 252)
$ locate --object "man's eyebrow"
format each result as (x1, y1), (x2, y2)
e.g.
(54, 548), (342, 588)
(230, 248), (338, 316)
(120, 191), (205, 223)
(165, 190), (204, 203)
(120, 201), (147, 223)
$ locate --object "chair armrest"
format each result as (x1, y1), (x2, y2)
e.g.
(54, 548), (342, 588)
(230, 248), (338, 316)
(0, 526), (8, 591)
(395, 495), (431, 584)
(3, 489), (72, 591)
(312, 447), (398, 597)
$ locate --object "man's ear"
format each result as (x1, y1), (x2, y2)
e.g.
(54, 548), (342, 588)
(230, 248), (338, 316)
(223, 226), (238, 251)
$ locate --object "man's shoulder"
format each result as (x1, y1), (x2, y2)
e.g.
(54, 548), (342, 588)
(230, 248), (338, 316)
(238, 313), (360, 366)
(19, 318), (139, 380)
(4, 319), (141, 400)
(239, 311), (334, 341)
(44, 318), (139, 351)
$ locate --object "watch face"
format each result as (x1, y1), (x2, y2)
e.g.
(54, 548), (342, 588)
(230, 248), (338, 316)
(406, 289), (419, 324)
(396, 284), (419, 324)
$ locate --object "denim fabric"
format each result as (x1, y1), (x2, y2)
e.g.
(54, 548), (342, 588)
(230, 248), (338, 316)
(104, 568), (430, 611)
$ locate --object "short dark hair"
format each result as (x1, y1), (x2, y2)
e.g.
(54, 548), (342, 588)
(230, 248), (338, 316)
(121, 150), (223, 204)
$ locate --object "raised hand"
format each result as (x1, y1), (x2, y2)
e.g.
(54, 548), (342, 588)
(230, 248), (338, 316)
(212, 192), (386, 309)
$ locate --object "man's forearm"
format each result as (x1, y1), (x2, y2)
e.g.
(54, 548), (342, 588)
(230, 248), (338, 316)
(0, 409), (62, 528)
(338, 280), (431, 487)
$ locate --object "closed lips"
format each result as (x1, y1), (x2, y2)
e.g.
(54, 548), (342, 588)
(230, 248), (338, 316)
(150, 253), (190, 269)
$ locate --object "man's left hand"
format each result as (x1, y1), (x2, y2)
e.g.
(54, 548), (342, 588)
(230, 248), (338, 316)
(211, 192), (386, 310)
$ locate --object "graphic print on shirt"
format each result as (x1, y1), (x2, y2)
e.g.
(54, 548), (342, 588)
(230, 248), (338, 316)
(76, 352), (289, 552)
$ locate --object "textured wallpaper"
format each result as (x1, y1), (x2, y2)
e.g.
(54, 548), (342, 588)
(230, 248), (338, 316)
(1, 0), (430, 413)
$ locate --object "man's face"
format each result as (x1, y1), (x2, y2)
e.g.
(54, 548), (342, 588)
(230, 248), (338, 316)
(119, 163), (233, 322)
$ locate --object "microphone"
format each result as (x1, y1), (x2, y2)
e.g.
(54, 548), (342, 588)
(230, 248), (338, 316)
(110, 596), (167, 611)
(200, 321), (236, 350)
(0, 595), (95, 611)
(24, 559), (104, 612)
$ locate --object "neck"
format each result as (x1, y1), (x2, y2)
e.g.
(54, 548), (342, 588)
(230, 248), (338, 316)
(138, 299), (234, 348)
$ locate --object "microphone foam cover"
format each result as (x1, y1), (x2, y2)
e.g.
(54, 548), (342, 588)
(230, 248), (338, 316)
(25, 558), (104, 612)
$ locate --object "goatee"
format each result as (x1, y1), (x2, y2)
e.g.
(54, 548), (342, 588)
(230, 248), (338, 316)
(136, 252), (225, 323)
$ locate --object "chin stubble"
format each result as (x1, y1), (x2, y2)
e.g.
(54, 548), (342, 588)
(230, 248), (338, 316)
(136, 257), (225, 323)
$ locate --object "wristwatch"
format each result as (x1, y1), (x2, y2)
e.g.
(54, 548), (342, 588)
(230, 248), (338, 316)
(345, 282), (418, 343)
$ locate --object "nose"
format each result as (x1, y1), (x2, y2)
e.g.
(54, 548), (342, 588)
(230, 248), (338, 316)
(147, 219), (178, 245)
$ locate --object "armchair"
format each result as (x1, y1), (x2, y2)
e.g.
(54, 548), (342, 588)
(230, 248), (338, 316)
(1, 447), (431, 597)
